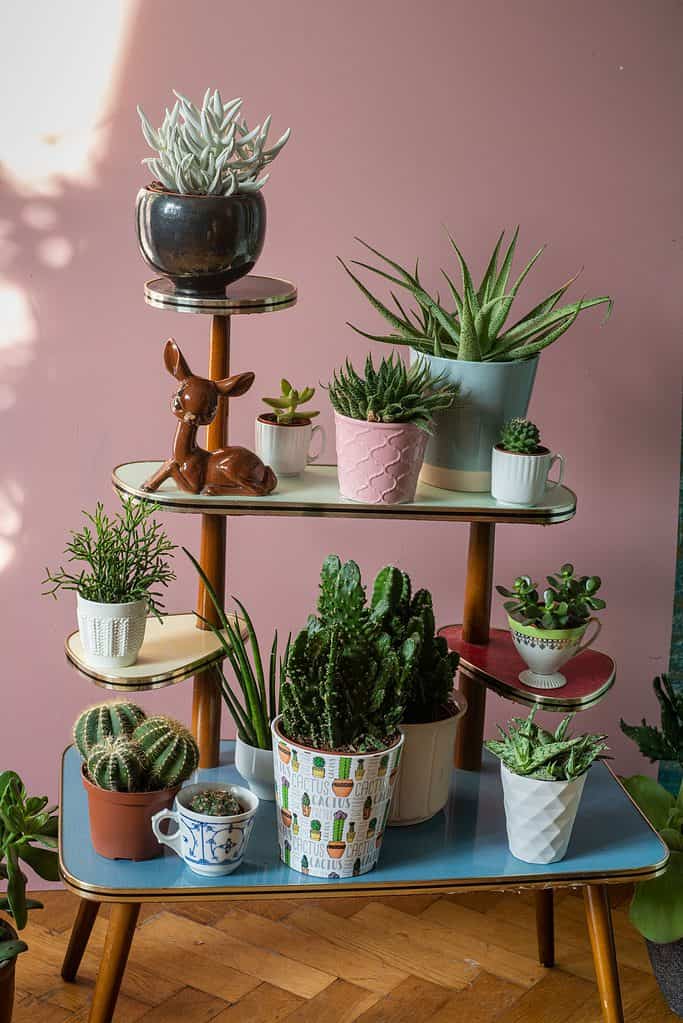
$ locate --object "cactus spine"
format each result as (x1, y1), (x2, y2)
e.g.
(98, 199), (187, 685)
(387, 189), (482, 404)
(86, 737), (148, 792)
(74, 701), (147, 758)
(133, 716), (199, 790)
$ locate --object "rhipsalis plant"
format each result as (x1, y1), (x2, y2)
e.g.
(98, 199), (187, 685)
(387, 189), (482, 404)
(280, 555), (414, 751)
(327, 353), (459, 433)
(339, 231), (612, 362)
(185, 548), (288, 750)
(370, 566), (460, 723)
(485, 707), (608, 781)
(497, 563), (606, 629)
(499, 418), (542, 454)
(262, 380), (319, 424)
(43, 496), (176, 620)
(0, 772), (59, 966)
(620, 675), (683, 767)
(138, 89), (290, 196)
(188, 789), (242, 816)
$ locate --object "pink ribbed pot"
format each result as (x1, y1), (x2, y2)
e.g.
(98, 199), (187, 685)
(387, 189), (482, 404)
(334, 412), (428, 505)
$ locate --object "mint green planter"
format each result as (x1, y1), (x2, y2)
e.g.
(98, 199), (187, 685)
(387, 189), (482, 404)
(414, 353), (538, 493)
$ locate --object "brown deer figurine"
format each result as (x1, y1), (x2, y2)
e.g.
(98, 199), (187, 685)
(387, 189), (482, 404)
(142, 339), (277, 496)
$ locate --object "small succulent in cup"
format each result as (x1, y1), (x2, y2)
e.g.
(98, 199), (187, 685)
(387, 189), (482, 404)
(485, 707), (608, 781)
(496, 564), (606, 630)
(262, 380), (319, 424)
(327, 354), (459, 433)
(188, 789), (243, 816)
(498, 418), (541, 454)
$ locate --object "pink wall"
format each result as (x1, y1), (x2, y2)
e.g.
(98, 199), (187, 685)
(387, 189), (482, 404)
(1, 0), (681, 823)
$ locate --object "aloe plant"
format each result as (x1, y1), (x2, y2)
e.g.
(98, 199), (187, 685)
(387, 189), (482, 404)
(485, 707), (607, 781)
(339, 231), (612, 362)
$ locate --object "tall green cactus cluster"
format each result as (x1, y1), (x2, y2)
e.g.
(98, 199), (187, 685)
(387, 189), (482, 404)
(370, 566), (460, 724)
(280, 555), (415, 752)
(74, 702), (199, 792)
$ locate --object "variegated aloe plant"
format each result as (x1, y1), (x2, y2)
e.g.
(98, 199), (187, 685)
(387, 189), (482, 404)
(339, 230), (612, 362)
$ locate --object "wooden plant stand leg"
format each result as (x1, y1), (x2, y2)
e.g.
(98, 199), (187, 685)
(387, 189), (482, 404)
(535, 889), (555, 967)
(61, 898), (100, 981)
(88, 902), (140, 1023)
(455, 522), (496, 770)
(192, 314), (230, 768)
(584, 885), (625, 1023)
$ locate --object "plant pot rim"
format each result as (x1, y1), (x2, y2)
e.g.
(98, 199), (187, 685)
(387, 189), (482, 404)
(175, 781), (258, 823)
(333, 410), (425, 432)
(139, 183), (266, 203)
(0, 920), (18, 970)
(494, 444), (549, 456)
(500, 761), (589, 786)
(412, 351), (539, 369)
(508, 615), (588, 640)
(76, 594), (148, 612)
(235, 735), (272, 753)
(400, 689), (468, 728)
(257, 413), (313, 428)
(272, 716), (402, 758)
(82, 767), (179, 805)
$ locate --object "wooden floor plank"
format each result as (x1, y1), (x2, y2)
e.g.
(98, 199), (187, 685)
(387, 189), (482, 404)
(210, 982), (303, 1023)
(428, 971), (526, 1023)
(353, 976), (452, 1023)
(493, 970), (597, 1023)
(133, 985), (226, 1022)
(279, 978), (379, 1023)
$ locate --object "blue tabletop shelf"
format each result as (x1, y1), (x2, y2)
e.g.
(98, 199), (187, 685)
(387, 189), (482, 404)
(60, 742), (667, 902)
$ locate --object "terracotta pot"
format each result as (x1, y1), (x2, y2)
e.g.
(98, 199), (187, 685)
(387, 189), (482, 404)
(82, 770), (179, 861)
(0, 926), (17, 1023)
(331, 779), (354, 798)
(327, 841), (346, 859)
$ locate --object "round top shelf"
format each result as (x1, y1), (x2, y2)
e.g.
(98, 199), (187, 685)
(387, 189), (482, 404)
(143, 275), (297, 316)
(441, 625), (616, 712)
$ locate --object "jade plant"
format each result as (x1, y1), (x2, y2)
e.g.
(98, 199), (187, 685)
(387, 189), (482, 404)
(186, 548), (288, 751)
(327, 353), (459, 433)
(43, 496), (176, 620)
(485, 707), (608, 781)
(339, 231), (612, 361)
(370, 565), (460, 723)
(280, 555), (415, 752)
(0, 772), (59, 968)
(188, 789), (243, 816)
(497, 563), (606, 630)
(262, 380), (319, 424)
(74, 702), (199, 792)
(498, 418), (542, 454)
(620, 675), (683, 768)
(138, 89), (290, 196)
(621, 775), (683, 944)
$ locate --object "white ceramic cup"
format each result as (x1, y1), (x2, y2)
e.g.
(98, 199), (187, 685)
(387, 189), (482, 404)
(255, 416), (324, 477)
(151, 782), (258, 876)
(491, 447), (565, 506)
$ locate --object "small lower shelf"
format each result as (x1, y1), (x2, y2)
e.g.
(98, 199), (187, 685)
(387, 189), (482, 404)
(440, 626), (616, 711)
(65, 612), (242, 692)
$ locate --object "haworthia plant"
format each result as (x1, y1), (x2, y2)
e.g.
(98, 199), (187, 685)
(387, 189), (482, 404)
(485, 707), (608, 781)
(339, 231), (612, 362)
(73, 701), (147, 759)
(138, 89), (290, 196)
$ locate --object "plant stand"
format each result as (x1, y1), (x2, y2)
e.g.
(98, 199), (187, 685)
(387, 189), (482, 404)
(59, 271), (636, 1023)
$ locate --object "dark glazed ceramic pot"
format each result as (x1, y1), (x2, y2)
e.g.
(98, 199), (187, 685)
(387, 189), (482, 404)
(646, 938), (683, 1016)
(0, 924), (17, 1023)
(135, 186), (266, 295)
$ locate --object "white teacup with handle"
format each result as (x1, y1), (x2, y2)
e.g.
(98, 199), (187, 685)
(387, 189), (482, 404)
(255, 416), (325, 478)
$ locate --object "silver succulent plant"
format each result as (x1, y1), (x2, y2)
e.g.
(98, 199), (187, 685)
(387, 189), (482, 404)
(137, 88), (290, 197)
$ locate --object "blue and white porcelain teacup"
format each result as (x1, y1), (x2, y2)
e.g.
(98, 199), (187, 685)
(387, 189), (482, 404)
(151, 782), (258, 876)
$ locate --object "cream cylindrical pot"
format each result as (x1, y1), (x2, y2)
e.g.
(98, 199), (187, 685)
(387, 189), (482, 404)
(501, 763), (587, 864)
(76, 595), (147, 669)
(234, 736), (276, 801)
(272, 717), (403, 878)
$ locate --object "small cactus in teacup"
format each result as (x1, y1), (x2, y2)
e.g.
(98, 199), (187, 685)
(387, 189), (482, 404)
(499, 418), (541, 454)
(74, 701), (146, 758)
(133, 716), (199, 789)
(86, 737), (149, 792)
(187, 789), (242, 816)
(262, 380), (319, 425)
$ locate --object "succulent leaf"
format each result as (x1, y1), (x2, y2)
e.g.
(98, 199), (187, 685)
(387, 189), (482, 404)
(485, 707), (608, 780)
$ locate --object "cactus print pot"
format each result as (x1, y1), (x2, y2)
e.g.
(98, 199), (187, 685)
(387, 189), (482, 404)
(508, 615), (602, 689)
(271, 717), (404, 878)
(82, 768), (178, 861)
(334, 412), (428, 505)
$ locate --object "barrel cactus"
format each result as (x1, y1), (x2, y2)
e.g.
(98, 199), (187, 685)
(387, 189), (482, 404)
(86, 737), (149, 792)
(499, 418), (541, 454)
(133, 716), (199, 790)
(187, 789), (242, 816)
(74, 701), (147, 758)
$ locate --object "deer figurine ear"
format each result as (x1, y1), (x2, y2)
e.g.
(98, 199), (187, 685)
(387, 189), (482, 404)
(163, 339), (192, 381)
(215, 372), (255, 397)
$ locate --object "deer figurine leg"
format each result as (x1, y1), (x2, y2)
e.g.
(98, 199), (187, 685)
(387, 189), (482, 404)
(141, 459), (176, 493)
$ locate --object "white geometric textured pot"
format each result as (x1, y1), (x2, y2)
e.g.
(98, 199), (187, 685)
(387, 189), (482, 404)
(500, 763), (587, 864)
(508, 615), (601, 689)
(76, 594), (147, 669)
(491, 446), (565, 506)
(272, 717), (403, 878)
(389, 692), (467, 826)
(255, 414), (324, 478)
(234, 736), (276, 801)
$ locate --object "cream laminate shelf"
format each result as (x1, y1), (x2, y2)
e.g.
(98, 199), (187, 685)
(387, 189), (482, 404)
(113, 462), (577, 525)
(65, 612), (242, 692)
